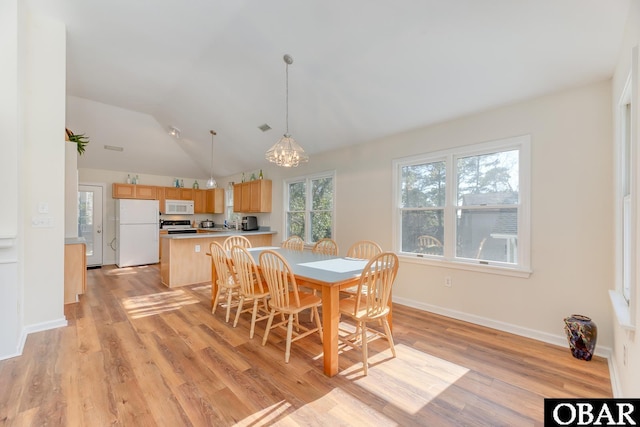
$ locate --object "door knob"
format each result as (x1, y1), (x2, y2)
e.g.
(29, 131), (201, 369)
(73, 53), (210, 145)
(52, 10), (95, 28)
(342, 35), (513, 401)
(97, 230), (102, 234)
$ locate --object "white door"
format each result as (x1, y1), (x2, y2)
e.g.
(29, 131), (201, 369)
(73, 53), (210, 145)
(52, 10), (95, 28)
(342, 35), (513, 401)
(79, 184), (103, 267)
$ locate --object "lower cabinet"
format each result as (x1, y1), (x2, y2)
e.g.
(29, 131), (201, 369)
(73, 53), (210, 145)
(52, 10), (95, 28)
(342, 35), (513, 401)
(64, 242), (86, 304)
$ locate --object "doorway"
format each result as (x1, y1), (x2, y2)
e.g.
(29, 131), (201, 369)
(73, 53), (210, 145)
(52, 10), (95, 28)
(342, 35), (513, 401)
(78, 184), (104, 267)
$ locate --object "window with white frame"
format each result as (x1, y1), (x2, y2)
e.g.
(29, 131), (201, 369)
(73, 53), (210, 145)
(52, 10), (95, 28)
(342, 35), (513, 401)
(394, 135), (530, 272)
(284, 171), (335, 243)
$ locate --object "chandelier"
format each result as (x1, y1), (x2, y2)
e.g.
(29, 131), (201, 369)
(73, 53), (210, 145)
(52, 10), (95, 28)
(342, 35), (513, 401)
(265, 54), (309, 167)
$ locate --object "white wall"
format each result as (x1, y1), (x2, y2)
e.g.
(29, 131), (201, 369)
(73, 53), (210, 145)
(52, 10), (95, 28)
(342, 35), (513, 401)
(0, 5), (67, 360)
(260, 80), (614, 355)
(610, 0), (640, 398)
(0, 0), (22, 358)
(21, 11), (67, 330)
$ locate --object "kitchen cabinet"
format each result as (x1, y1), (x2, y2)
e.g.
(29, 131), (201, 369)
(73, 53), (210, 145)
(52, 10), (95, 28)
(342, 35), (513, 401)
(233, 180), (271, 213)
(64, 240), (86, 304)
(180, 188), (193, 200)
(163, 187), (181, 200)
(112, 183), (157, 199)
(206, 188), (225, 213)
(193, 189), (206, 213)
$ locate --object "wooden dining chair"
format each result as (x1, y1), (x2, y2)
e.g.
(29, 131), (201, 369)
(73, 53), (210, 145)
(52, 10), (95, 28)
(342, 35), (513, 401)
(230, 245), (270, 339)
(209, 241), (240, 322)
(343, 240), (383, 295)
(312, 238), (339, 256)
(339, 251), (399, 375)
(346, 240), (382, 260)
(223, 234), (252, 251)
(282, 235), (305, 251)
(259, 250), (323, 363)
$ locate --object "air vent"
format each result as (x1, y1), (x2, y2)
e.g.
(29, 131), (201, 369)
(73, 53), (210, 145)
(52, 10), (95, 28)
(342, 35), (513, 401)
(258, 124), (271, 132)
(104, 145), (124, 152)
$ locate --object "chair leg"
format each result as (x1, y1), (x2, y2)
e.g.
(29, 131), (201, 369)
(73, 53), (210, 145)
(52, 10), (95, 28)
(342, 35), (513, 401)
(225, 288), (234, 322)
(381, 317), (396, 358)
(361, 321), (368, 376)
(313, 307), (323, 343)
(249, 299), (259, 339)
(233, 296), (245, 327)
(211, 285), (221, 314)
(285, 313), (294, 363)
(262, 310), (275, 346)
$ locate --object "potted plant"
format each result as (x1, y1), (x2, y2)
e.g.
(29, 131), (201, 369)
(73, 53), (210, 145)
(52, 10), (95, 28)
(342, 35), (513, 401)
(65, 128), (90, 155)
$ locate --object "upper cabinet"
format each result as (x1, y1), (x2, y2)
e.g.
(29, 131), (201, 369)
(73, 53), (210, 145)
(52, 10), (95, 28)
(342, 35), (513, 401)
(206, 188), (225, 213)
(234, 179), (272, 213)
(112, 183), (157, 200)
(114, 184), (224, 213)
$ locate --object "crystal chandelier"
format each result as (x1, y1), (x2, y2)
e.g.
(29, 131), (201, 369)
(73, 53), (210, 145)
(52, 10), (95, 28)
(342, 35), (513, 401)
(206, 130), (217, 188)
(265, 54), (309, 167)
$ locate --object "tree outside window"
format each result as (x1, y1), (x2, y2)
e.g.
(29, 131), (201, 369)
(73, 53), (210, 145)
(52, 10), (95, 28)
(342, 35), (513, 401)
(285, 172), (335, 243)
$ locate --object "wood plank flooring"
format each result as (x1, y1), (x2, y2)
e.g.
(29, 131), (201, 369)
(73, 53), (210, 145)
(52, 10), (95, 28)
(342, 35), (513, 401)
(0, 264), (611, 426)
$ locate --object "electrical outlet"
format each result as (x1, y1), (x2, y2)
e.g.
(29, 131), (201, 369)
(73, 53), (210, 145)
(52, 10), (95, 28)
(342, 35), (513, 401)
(195, 244), (201, 253)
(445, 276), (452, 287)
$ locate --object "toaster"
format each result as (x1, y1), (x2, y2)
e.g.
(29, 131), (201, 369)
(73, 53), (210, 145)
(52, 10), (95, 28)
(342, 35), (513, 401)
(241, 216), (259, 231)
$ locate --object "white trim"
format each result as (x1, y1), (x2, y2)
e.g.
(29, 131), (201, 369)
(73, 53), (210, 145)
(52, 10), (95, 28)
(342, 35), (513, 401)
(0, 235), (16, 248)
(0, 317), (69, 361)
(609, 289), (635, 330)
(393, 296), (611, 359)
(392, 134), (531, 274)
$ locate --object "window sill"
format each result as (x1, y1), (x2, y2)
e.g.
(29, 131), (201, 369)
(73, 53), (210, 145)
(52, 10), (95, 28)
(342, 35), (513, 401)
(608, 290), (635, 331)
(398, 254), (532, 278)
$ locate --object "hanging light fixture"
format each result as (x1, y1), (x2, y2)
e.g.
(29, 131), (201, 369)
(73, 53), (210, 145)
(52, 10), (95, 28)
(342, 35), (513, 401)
(206, 130), (217, 188)
(265, 54), (309, 167)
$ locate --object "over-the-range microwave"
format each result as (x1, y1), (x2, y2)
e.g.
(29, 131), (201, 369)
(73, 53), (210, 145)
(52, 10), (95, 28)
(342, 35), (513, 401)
(165, 199), (194, 215)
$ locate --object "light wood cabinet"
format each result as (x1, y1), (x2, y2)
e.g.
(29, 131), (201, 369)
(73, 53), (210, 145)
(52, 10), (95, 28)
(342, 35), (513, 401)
(64, 242), (86, 304)
(163, 187), (181, 200)
(115, 184), (224, 213)
(112, 183), (135, 198)
(193, 189), (206, 213)
(234, 180), (272, 213)
(112, 183), (157, 199)
(180, 188), (193, 200)
(206, 188), (225, 213)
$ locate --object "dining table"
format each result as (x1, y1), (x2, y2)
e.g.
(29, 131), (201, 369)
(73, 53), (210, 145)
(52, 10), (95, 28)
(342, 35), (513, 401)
(244, 246), (375, 377)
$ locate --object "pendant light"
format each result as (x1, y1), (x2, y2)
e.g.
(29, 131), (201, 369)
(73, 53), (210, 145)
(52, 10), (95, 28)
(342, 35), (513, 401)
(265, 54), (309, 167)
(206, 130), (217, 188)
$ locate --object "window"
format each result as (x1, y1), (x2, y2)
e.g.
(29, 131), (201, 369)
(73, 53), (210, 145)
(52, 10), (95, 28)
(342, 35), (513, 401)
(284, 171), (335, 243)
(393, 135), (530, 273)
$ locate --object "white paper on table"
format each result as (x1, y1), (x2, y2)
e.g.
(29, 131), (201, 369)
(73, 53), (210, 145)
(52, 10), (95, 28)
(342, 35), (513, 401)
(298, 258), (368, 273)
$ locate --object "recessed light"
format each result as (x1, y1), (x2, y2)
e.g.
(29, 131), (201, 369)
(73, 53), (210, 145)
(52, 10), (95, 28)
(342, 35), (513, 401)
(168, 126), (181, 138)
(258, 124), (271, 132)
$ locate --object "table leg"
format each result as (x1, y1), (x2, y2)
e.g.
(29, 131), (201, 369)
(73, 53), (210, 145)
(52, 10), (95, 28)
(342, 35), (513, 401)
(321, 285), (340, 377)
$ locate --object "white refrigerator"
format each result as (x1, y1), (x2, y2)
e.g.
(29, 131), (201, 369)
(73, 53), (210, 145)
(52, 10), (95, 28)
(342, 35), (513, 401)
(115, 199), (159, 267)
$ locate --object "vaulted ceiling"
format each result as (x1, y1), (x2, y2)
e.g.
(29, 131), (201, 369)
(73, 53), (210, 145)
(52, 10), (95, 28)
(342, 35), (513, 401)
(27, 0), (631, 178)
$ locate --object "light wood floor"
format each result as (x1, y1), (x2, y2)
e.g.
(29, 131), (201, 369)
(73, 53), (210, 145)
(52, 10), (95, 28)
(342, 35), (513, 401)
(0, 264), (611, 426)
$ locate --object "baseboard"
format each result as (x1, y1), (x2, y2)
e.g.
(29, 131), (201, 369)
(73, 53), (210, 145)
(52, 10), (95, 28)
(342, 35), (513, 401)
(18, 317), (68, 355)
(392, 296), (612, 359)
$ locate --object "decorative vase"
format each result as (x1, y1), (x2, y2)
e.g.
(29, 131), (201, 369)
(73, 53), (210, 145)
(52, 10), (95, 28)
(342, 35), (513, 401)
(563, 314), (597, 361)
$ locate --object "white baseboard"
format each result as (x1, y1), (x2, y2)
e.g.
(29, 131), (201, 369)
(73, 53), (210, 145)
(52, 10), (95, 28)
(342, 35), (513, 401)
(18, 317), (68, 356)
(392, 297), (614, 366)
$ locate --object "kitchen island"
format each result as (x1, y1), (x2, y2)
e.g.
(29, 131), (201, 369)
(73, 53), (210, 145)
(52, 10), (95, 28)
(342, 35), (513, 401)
(160, 229), (276, 288)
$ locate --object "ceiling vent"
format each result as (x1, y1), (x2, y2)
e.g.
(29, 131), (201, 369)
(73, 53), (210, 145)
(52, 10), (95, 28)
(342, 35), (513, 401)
(258, 124), (271, 132)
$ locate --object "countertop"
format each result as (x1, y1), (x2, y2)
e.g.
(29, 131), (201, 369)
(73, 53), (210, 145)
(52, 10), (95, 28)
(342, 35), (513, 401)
(65, 237), (86, 245)
(161, 229), (276, 240)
